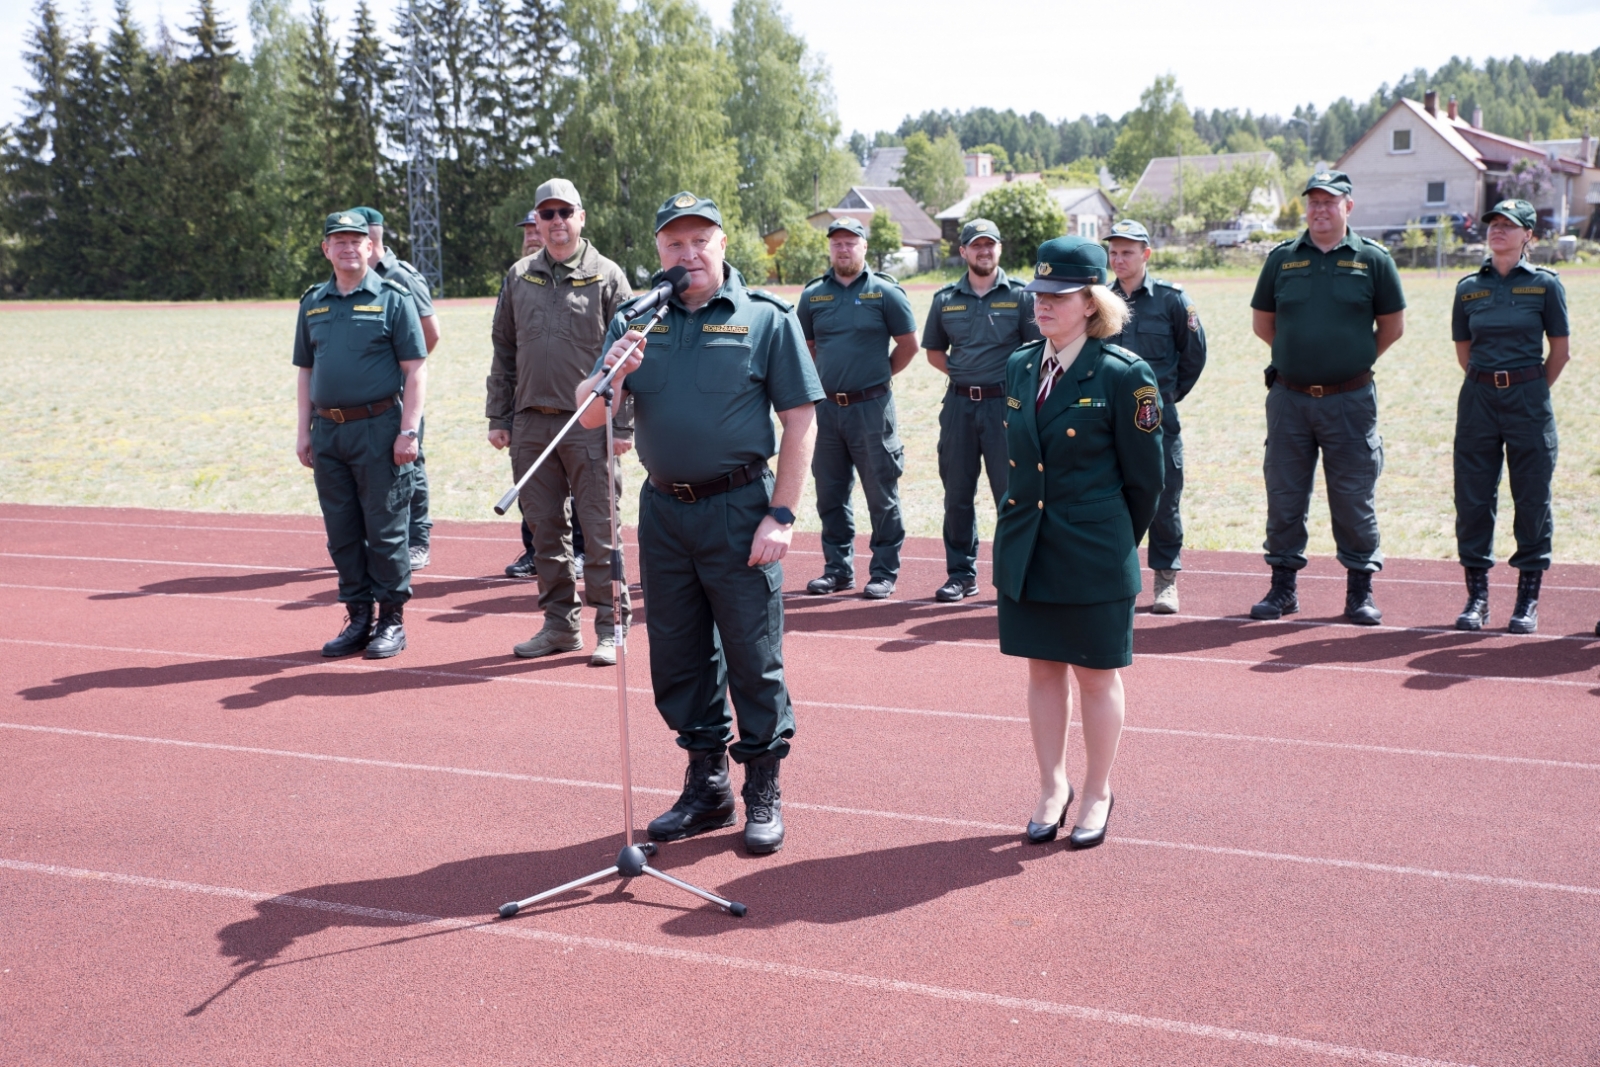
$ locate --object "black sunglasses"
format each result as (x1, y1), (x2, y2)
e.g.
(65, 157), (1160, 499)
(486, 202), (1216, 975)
(538, 206), (576, 221)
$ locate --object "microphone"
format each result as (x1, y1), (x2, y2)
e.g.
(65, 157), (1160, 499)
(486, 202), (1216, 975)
(626, 265), (691, 318)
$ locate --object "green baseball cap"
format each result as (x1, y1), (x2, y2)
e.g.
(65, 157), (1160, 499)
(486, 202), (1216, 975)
(1483, 198), (1536, 230)
(1105, 219), (1150, 245)
(960, 218), (1002, 245)
(1304, 169), (1353, 196)
(827, 216), (867, 239)
(534, 177), (582, 208)
(351, 206), (384, 226)
(1025, 235), (1108, 294)
(324, 211), (370, 236)
(655, 191), (723, 233)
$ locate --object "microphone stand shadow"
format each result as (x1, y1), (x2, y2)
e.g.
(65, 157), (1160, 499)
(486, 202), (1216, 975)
(492, 284), (747, 922)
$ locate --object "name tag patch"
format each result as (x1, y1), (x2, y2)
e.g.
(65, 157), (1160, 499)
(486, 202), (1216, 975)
(991, 301), (1019, 309)
(1336, 260), (1368, 270)
(1281, 260), (1310, 270)
(569, 277), (594, 287)
(703, 324), (750, 334)
(305, 306), (330, 316)
(352, 305), (384, 313)
(627, 321), (670, 333)
(522, 274), (547, 285)
(943, 304), (968, 312)
(859, 292), (882, 300)
(809, 294), (833, 303)
(1461, 290), (1491, 302)
(1512, 287), (1546, 295)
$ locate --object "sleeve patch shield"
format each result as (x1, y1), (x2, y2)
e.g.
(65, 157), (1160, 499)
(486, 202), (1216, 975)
(1133, 386), (1162, 433)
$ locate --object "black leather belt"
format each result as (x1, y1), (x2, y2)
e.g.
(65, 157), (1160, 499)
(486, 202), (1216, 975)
(650, 460), (767, 503)
(314, 395), (399, 423)
(825, 383), (890, 406)
(950, 383), (1005, 401)
(1278, 370), (1373, 398)
(1466, 365), (1544, 388)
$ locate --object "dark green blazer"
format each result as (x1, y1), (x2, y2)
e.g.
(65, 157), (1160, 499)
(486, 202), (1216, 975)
(993, 337), (1165, 605)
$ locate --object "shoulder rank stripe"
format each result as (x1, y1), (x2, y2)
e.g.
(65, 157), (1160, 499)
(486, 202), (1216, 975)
(942, 304), (968, 312)
(809, 294), (833, 302)
(990, 301), (1019, 308)
(521, 274), (547, 285)
(1336, 260), (1368, 270)
(859, 291), (883, 299)
(1512, 286), (1547, 295)
(1461, 290), (1491, 302)
(703, 324), (749, 334)
(305, 306), (330, 316)
(352, 304), (384, 312)
(1281, 260), (1311, 270)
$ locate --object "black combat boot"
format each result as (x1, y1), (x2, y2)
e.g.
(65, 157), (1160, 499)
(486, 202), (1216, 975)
(1344, 570), (1382, 626)
(648, 750), (736, 842)
(321, 602), (374, 657)
(1508, 570), (1541, 635)
(1249, 566), (1299, 620)
(364, 602), (407, 658)
(1455, 567), (1490, 631)
(740, 753), (785, 855)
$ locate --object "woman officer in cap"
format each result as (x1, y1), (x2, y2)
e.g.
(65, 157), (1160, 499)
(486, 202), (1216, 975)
(1450, 199), (1569, 634)
(994, 236), (1164, 849)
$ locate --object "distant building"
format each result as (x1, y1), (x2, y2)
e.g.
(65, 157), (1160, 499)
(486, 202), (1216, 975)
(861, 147), (906, 187)
(1125, 150), (1283, 235)
(807, 186), (943, 274)
(935, 181), (1117, 246)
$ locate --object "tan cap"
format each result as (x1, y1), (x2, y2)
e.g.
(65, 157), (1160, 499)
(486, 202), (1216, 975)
(534, 177), (582, 208)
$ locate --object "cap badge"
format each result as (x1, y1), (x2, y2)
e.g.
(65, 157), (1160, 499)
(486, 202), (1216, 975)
(1315, 173), (1331, 183)
(1037, 262), (1053, 276)
(339, 215), (357, 225)
(674, 193), (697, 208)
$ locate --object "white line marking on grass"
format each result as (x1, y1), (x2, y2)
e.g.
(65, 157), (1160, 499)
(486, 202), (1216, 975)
(5, 722), (1596, 898)
(0, 855), (1493, 1066)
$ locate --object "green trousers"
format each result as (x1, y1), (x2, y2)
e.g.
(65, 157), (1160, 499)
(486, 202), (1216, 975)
(312, 406), (413, 605)
(1454, 375), (1556, 571)
(637, 473), (794, 763)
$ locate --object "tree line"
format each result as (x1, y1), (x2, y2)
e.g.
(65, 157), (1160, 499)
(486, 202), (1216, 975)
(0, 0), (856, 299)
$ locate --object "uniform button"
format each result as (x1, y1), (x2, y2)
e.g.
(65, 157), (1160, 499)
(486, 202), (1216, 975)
(1037, 501), (1044, 509)
(1007, 498), (1015, 505)
(1037, 463), (1044, 471)
(1066, 428), (1076, 437)
(1009, 459), (1015, 467)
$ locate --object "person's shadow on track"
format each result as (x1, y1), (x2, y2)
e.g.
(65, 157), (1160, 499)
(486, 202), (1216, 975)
(88, 569), (333, 599)
(1250, 628), (1600, 689)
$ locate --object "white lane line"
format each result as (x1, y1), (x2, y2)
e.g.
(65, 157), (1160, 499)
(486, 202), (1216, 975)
(0, 856), (1487, 1067)
(5, 722), (1596, 899)
(0, 552), (322, 572)
(7, 637), (1600, 767)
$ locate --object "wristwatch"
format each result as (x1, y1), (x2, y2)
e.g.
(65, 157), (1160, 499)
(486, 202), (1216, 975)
(400, 429), (419, 440)
(767, 506), (795, 526)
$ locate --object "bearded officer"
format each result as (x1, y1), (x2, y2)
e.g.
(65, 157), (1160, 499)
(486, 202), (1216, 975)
(1103, 219), (1207, 614)
(578, 191), (822, 855)
(797, 216), (918, 599)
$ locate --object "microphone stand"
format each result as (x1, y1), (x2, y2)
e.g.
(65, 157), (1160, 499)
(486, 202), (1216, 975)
(495, 301), (748, 920)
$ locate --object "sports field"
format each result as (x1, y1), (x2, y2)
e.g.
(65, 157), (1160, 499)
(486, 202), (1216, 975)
(3, 269), (1597, 565)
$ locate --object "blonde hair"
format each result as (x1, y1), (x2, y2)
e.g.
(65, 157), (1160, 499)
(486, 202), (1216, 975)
(1084, 284), (1130, 339)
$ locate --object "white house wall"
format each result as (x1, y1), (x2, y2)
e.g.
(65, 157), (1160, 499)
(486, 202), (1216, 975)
(1343, 108), (1483, 231)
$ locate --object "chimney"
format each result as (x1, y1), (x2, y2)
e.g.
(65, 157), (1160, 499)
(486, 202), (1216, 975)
(1472, 107), (1483, 128)
(1526, 130), (1535, 146)
(1424, 90), (1438, 115)
(1583, 128), (1594, 167)
(1447, 95), (1458, 121)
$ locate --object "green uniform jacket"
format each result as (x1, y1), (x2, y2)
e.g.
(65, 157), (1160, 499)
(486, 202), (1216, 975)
(1451, 258), (1569, 370)
(795, 268), (916, 394)
(993, 338), (1165, 605)
(292, 270), (426, 409)
(920, 270), (1039, 387)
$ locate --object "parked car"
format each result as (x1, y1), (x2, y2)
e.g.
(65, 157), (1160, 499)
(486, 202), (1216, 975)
(1382, 213), (1479, 245)
(1206, 227), (1251, 247)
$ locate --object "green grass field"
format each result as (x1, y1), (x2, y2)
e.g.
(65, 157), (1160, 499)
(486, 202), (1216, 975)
(3, 270), (1596, 564)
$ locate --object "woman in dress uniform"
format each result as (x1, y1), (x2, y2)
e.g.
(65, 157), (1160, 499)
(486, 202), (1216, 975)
(994, 236), (1165, 849)
(1450, 199), (1569, 634)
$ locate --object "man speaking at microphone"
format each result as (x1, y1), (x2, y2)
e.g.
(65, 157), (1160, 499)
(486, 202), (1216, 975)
(578, 191), (822, 855)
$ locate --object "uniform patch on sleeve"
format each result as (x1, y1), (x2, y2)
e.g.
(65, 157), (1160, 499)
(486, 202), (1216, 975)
(1133, 386), (1161, 433)
(1187, 306), (1200, 332)
(305, 306), (329, 316)
(1512, 286), (1547, 295)
(703, 324), (750, 334)
(1281, 260), (1311, 271)
(1461, 290), (1491, 302)
(352, 305), (384, 312)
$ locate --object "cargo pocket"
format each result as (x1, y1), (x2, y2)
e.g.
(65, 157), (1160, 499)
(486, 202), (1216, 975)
(1366, 429), (1384, 477)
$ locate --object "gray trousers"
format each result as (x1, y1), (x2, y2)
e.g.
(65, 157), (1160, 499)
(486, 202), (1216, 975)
(1262, 382), (1384, 573)
(408, 415), (431, 549)
(938, 390), (1009, 580)
(311, 406), (413, 606)
(1148, 431), (1184, 572)
(511, 410), (630, 636)
(1454, 376), (1556, 572)
(812, 393), (905, 583)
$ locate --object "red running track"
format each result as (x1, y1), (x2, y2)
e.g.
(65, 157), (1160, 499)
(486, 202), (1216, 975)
(1, 503), (1597, 1066)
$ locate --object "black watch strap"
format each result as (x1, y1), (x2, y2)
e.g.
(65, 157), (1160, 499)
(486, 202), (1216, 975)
(767, 506), (795, 526)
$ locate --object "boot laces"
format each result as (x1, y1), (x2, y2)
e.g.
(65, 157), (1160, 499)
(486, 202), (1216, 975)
(742, 766), (780, 822)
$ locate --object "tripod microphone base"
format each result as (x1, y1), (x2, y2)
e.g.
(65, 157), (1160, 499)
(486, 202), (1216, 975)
(498, 843), (747, 919)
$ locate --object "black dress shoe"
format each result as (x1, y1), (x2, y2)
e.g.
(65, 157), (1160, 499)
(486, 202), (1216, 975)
(863, 578), (895, 600)
(364, 603), (406, 658)
(935, 576), (978, 602)
(648, 750), (736, 842)
(741, 753), (784, 854)
(1068, 794), (1114, 850)
(1026, 784), (1074, 844)
(806, 574), (853, 595)
(321, 602), (374, 657)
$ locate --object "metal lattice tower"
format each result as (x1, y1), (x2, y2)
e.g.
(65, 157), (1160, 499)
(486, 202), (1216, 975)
(404, 0), (443, 295)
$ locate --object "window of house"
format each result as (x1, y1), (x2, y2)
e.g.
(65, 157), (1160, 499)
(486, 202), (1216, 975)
(1425, 181), (1446, 204)
(1392, 129), (1412, 152)
(1077, 217), (1099, 240)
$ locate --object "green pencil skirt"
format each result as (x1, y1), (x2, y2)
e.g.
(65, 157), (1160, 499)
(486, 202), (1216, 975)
(997, 594), (1135, 669)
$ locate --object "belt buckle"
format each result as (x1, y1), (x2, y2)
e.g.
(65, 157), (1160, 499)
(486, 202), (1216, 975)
(1493, 370), (1510, 389)
(1308, 385), (1325, 398)
(671, 482), (697, 503)
(329, 408), (346, 424)
(967, 385), (984, 401)
(833, 392), (850, 406)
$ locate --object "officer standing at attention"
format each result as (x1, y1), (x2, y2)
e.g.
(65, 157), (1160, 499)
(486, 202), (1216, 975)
(488, 178), (634, 666)
(294, 211), (428, 659)
(352, 207), (440, 571)
(1248, 170), (1405, 625)
(579, 191), (822, 855)
(797, 217), (918, 599)
(1451, 198), (1569, 634)
(921, 219), (1039, 602)
(1103, 219), (1206, 614)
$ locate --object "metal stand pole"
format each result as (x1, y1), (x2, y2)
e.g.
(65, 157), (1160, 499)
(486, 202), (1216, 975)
(496, 328), (747, 920)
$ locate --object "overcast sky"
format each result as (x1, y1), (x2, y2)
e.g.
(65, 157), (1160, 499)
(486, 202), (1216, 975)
(6, 0), (1600, 135)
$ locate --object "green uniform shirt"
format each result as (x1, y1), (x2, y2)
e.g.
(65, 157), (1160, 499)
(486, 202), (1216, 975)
(1250, 228), (1406, 385)
(794, 268), (915, 394)
(292, 269), (426, 408)
(374, 250), (434, 316)
(920, 269), (1040, 387)
(1451, 258), (1569, 370)
(1105, 272), (1206, 434)
(600, 265), (824, 485)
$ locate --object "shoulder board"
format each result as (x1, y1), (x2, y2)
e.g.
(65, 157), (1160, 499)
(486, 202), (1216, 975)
(1534, 265), (1560, 277)
(802, 275), (828, 289)
(1011, 339), (1046, 357)
(1456, 272), (1481, 285)
(934, 281), (958, 295)
(1358, 236), (1394, 257)
(382, 278), (413, 295)
(616, 293), (647, 313)
(1102, 343), (1140, 365)
(874, 270), (899, 285)
(1152, 277), (1183, 292)
(300, 283), (320, 300)
(749, 289), (793, 312)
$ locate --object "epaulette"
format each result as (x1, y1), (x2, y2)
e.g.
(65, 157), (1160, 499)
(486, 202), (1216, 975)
(1456, 271), (1482, 286)
(1152, 277), (1184, 292)
(1102, 343), (1140, 365)
(750, 288), (793, 312)
(874, 270), (900, 285)
(802, 274), (828, 289)
(934, 280), (958, 294)
(1534, 264), (1560, 277)
(1271, 237), (1296, 250)
(1359, 234), (1395, 257)
(382, 277), (413, 295)
(299, 283), (319, 300)
(1010, 338), (1046, 357)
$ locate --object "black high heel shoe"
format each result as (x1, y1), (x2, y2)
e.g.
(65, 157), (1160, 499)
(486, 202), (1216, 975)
(1067, 793), (1114, 850)
(1026, 784), (1074, 844)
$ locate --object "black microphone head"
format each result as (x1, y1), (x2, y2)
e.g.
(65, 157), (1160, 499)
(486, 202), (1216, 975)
(662, 265), (691, 295)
